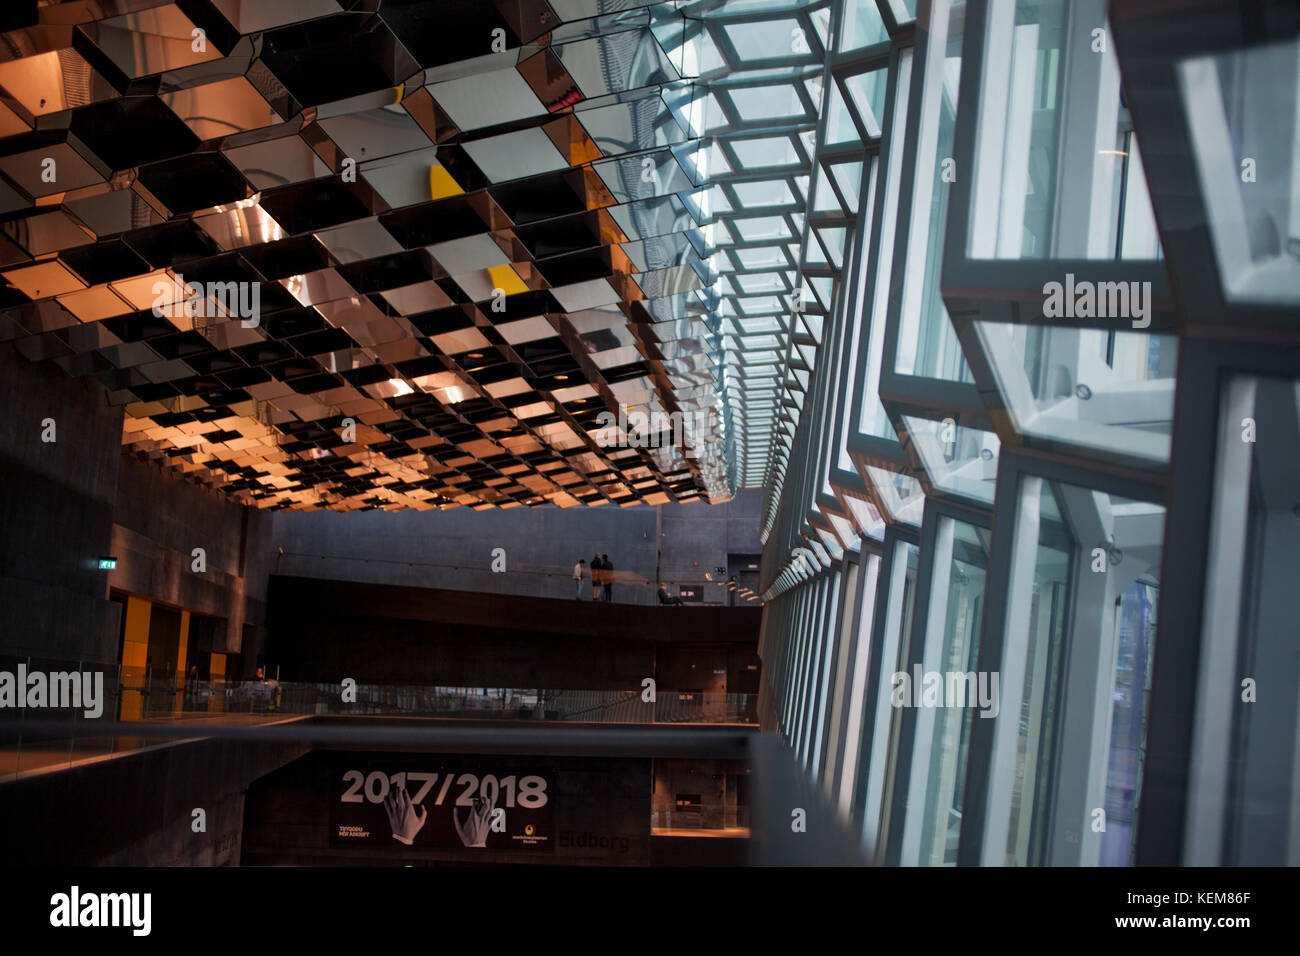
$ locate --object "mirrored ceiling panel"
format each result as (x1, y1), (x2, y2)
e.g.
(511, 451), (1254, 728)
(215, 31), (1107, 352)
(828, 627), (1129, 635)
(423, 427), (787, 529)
(0, 0), (846, 510)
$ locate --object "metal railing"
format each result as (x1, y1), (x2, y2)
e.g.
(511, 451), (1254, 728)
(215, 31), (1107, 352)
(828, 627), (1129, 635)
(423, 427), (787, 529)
(0, 656), (756, 781)
(172, 681), (757, 724)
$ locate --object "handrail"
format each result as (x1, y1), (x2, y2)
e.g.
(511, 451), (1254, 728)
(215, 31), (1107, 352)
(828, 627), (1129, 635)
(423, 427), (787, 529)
(0, 655), (756, 781)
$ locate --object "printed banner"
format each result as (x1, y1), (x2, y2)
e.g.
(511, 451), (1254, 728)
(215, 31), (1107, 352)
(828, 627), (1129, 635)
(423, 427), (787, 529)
(330, 763), (554, 852)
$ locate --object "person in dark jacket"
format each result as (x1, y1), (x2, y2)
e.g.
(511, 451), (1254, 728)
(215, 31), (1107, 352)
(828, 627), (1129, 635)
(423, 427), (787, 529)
(658, 584), (684, 606)
(601, 554), (614, 603)
(590, 554), (604, 601)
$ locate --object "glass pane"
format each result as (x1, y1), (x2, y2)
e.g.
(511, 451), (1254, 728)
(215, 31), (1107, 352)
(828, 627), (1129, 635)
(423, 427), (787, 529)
(986, 476), (1165, 865)
(839, 0), (890, 52)
(865, 465), (926, 526)
(725, 19), (809, 62)
(973, 321), (1177, 464)
(817, 227), (847, 268)
(828, 512), (863, 552)
(857, 48), (914, 438)
(861, 539), (921, 855)
(813, 170), (844, 214)
(830, 161), (864, 213)
(1000, 478), (1071, 866)
(902, 416), (1000, 505)
(736, 245), (788, 268)
(894, 0), (971, 380)
(1104, 578), (1158, 865)
(735, 273), (786, 294)
(731, 135), (802, 169)
(967, 4), (1161, 260)
(1119, 133), (1161, 259)
(825, 81), (860, 146)
(733, 179), (797, 208)
(729, 83), (806, 121)
(888, 0), (918, 24)
(836, 159), (879, 474)
(735, 215), (790, 241)
(809, 276), (834, 309)
(1189, 375), (1300, 864)
(845, 494), (886, 540)
(1179, 36), (1300, 304)
(806, 235), (828, 265)
(810, 6), (833, 49)
(844, 68), (889, 138)
(912, 517), (989, 865)
(807, 574), (842, 771)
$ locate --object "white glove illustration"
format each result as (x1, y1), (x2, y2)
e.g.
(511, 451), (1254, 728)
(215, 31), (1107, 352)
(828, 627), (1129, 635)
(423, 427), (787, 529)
(383, 785), (427, 846)
(453, 794), (495, 848)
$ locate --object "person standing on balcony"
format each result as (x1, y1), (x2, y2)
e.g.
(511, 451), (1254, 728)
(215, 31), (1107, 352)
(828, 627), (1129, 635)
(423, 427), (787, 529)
(573, 558), (586, 600)
(602, 554), (615, 603)
(590, 553), (604, 601)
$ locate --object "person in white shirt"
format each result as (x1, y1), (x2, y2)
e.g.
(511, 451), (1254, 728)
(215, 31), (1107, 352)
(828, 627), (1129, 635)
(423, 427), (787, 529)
(573, 559), (586, 600)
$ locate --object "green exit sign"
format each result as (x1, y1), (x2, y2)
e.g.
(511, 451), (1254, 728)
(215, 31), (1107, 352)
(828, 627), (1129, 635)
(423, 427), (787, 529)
(98, 557), (117, 570)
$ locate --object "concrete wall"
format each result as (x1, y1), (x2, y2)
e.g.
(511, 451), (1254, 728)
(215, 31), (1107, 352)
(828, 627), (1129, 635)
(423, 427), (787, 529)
(108, 453), (275, 656)
(659, 491), (765, 603)
(658, 642), (763, 695)
(652, 757), (749, 829)
(0, 343), (275, 679)
(0, 344), (123, 666)
(270, 488), (765, 606)
(274, 612), (659, 688)
(264, 576), (761, 689)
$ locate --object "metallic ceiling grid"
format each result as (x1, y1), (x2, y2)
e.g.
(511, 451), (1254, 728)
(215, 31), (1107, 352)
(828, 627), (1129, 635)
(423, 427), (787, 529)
(0, 0), (838, 510)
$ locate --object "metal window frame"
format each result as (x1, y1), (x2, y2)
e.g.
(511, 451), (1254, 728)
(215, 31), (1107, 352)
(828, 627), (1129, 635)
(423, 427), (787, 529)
(881, 491), (991, 864)
(956, 446), (1164, 867)
(822, 553), (865, 796)
(826, 550), (882, 814)
(848, 522), (922, 857)
(1139, 336), (1300, 865)
(844, 42), (915, 475)
(938, 0), (1175, 335)
(875, 0), (989, 424)
(1111, 0), (1300, 335)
